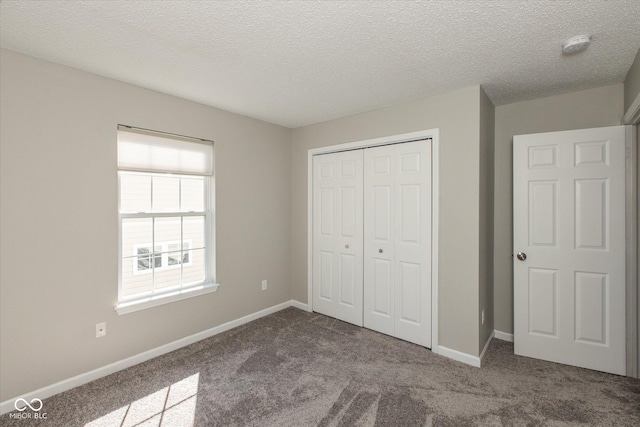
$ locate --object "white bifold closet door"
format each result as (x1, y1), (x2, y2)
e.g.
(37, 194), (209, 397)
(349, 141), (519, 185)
(312, 150), (364, 326)
(312, 140), (432, 348)
(363, 141), (432, 347)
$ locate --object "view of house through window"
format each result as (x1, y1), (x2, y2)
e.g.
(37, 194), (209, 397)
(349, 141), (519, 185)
(135, 240), (191, 273)
(117, 127), (215, 311)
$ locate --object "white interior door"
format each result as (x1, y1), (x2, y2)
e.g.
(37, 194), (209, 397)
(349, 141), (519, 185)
(364, 141), (432, 347)
(513, 126), (627, 375)
(312, 150), (364, 326)
(363, 144), (395, 336)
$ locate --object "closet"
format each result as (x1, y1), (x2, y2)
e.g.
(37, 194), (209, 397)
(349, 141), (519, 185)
(312, 139), (432, 348)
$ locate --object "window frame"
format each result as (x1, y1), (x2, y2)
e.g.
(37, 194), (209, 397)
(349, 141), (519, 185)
(116, 148), (217, 315)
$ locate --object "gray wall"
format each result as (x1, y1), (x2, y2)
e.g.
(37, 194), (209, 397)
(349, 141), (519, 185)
(291, 86), (486, 356)
(493, 84), (625, 334)
(0, 49), (292, 401)
(479, 88), (495, 353)
(625, 48), (640, 113)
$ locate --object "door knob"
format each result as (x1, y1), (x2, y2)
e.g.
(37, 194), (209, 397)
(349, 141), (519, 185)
(379, 249), (383, 253)
(345, 244), (349, 249)
(516, 252), (527, 261)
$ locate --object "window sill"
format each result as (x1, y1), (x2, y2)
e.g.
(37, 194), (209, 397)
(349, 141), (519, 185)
(115, 282), (220, 315)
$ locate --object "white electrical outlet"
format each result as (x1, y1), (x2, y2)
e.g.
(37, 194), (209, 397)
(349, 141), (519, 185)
(261, 280), (267, 291)
(96, 322), (106, 338)
(481, 310), (485, 325)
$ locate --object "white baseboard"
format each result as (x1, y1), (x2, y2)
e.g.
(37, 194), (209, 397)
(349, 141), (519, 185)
(438, 331), (494, 369)
(494, 330), (514, 342)
(479, 331), (494, 364)
(0, 299), (302, 415)
(290, 300), (309, 311)
(437, 331), (497, 368)
(437, 345), (481, 368)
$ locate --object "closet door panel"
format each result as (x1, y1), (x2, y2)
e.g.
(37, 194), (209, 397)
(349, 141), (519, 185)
(319, 250), (333, 301)
(312, 150), (364, 326)
(394, 141), (432, 347)
(313, 156), (337, 318)
(339, 252), (356, 307)
(364, 145), (395, 335)
(398, 261), (421, 323)
(372, 258), (393, 314)
(364, 141), (431, 347)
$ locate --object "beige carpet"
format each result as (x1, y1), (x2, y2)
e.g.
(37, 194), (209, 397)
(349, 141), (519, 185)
(2, 307), (639, 426)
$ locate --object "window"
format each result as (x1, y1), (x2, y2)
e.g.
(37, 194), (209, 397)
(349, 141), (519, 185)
(116, 126), (217, 314)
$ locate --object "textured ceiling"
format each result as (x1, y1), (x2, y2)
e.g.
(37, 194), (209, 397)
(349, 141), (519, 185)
(1, 1), (640, 128)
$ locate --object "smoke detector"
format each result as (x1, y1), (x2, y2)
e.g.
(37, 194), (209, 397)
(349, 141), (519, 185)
(562, 34), (591, 54)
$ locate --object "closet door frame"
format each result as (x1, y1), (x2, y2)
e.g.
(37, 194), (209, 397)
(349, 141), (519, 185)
(307, 128), (440, 353)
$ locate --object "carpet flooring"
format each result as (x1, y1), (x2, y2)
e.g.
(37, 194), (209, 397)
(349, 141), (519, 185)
(1, 307), (639, 426)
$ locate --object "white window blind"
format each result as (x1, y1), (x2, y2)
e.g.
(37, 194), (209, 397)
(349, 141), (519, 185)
(117, 127), (213, 176)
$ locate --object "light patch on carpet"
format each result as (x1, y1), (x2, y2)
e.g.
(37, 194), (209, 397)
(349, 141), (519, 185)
(84, 373), (199, 427)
